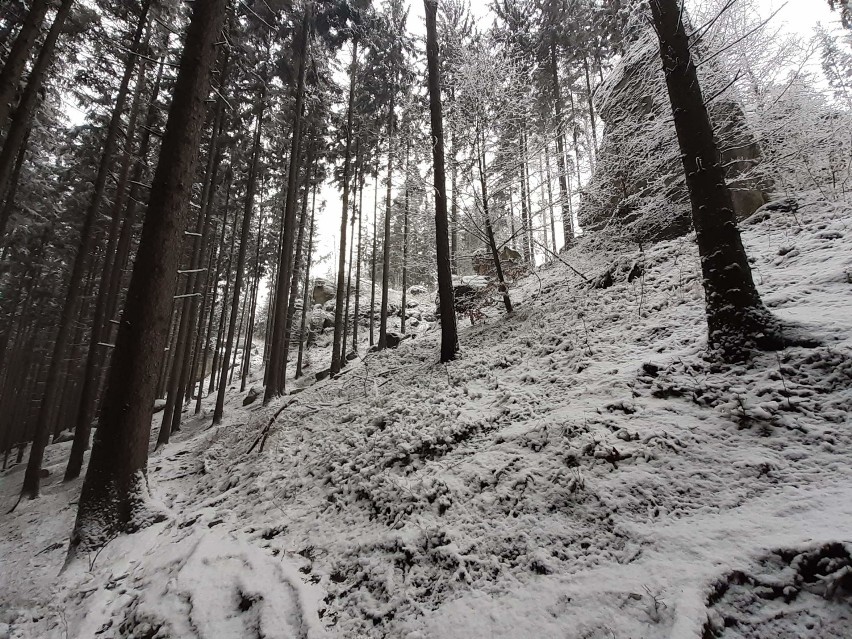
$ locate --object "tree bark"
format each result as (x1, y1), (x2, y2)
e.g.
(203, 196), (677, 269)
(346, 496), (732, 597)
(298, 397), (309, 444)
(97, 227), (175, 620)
(65, 37), (151, 481)
(649, 0), (781, 360)
(549, 43), (573, 247)
(210, 173), (236, 396)
(342, 158), (357, 354)
(330, 38), (358, 375)
(400, 142), (409, 334)
(352, 156), (364, 352)
(20, 2), (150, 498)
(295, 182), (317, 379)
(265, 8), (310, 402)
(69, 0), (227, 553)
(425, 0), (459, 361)
(369, 167), (378, 346)
(0, 0), (51, 134)
(282, 144), (316, 383)
(378, 87), (396, 350)
(214, 89), (265, 423)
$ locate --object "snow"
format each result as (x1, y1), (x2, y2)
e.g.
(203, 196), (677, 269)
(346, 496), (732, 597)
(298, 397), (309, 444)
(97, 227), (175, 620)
(1, 191), (851, 638)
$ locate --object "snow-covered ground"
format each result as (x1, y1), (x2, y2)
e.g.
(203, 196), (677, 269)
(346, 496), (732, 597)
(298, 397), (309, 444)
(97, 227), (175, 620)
(2, 192), (851, 638)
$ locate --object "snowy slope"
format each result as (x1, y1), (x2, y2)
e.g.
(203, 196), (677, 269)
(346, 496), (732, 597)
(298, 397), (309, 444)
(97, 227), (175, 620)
(1, 192), (851, 639)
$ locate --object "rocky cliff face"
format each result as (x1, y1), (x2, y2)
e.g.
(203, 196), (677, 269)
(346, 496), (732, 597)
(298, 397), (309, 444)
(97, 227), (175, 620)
(580, 18), (772, 242)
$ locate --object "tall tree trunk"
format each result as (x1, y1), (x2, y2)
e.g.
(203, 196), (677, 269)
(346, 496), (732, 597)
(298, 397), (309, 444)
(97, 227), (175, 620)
(549, 43), (573, 247)
(400, 142), (409, 334)
(163, 71), (230, 438)
(518, 142), (531, 265)
(0, 124), (29, 232)
(522, 132), (534, 262)
(330, 38), (358, 375)
(537, 154), (549, 260)
(477, 132), (512, 314)
(68, 0), (227, 553)
(295, 183), (317, 379)
(342, 162), (357, 354)
(19, 2), (150, 499)
(214, 90), (265, 423)
(282, 144), (316, 383)
(567, 89), (584, 192)
(378, 87), (396, 350)
(450, 127), (458, 274)
(65, 32), (152, 481)
(425, 0), (459, 361)
(369, 167), (378, 346)
(352, 158), (364, 352)
(102, 43), (167, 350)
(0, 0), (74, 236)
(582, 56), (598, 163)
(649, 0), (781, 360)
(265, 8), (310, 402)
(0, 0), (51, 134)
(240, 211), (264, 391)
(210, 174), (236, 396)
(544, 144), (558, 254)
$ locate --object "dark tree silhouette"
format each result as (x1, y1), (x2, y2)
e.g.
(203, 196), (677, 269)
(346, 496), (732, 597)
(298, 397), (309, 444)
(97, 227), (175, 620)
(424, 0), (459, 362)
(649, 0), (785, 361)
(68, 0), (228, 554)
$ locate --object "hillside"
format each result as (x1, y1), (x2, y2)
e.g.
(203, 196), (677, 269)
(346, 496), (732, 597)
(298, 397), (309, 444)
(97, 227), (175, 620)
(2, 192), (852, 639)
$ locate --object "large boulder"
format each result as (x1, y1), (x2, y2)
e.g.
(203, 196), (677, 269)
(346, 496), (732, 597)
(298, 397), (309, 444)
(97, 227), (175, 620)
(579, 13), (772, 243)
(435, 275), (490, 315)
(312, 278), (336, 306)
(310, 306), (334, 332)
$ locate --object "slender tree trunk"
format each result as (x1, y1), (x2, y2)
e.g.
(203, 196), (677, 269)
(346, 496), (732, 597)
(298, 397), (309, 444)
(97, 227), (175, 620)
(536, 154), (548, 260)
(0, 0), (74, 236)
(649, 0), (781, 359)
(567, 89), (584, 191)
(192, 242), (217, 411)
(582, 56), (598, 163)
(19, 3), (150, 499)
(477, 133), (512, 314)
(378, 87), (396, 350)
(450, 127), (458, 274)
(425, 0), (460, 361)
(543, 144), (558, 254)
(265, 8), (310, 402)
(0, 0), (51, 134)
(295, 183), (317, 379)
(65, 33), (151, 481)
(240, 212), (264, 391)
(342, 166), (356, 355)
(352, 160), (364, 352)
(214, 91), (265, 423)
(522, 132), (534, 263)
(369, 167), (378, 346)
(166, 76), (230, 434)
(400, 143), (409, 334)
(209, 172), (235, 395)
(518, 144), (531, 265)
(282, 145), (316, 383)
(68, 0), (227, 553)
(550, 43), (573, 247)
(229, 272), (246, 384)
(102, 44), (167, 349)
(330, 38), (358, 375)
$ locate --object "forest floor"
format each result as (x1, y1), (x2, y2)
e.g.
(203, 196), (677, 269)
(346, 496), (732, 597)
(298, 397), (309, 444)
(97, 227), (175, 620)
(2, 192), (852, 639)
